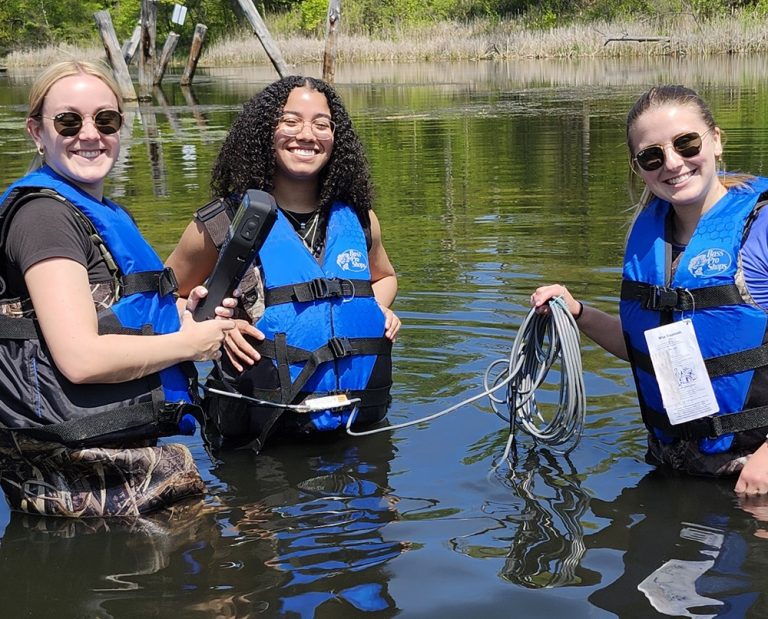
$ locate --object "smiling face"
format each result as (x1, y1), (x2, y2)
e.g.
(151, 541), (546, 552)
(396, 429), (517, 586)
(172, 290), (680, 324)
(27, 73), (120, 200)
(272, 86), (334, 187)
(628, 103), (724, 214)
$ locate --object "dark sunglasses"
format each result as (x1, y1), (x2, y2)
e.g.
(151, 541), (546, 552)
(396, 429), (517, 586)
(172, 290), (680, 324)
(633, 131), (712, 172)
(40, 110), (123, 137)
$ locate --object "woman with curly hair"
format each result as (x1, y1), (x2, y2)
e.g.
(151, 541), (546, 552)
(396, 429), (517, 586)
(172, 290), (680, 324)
(168, 76), (399, 451)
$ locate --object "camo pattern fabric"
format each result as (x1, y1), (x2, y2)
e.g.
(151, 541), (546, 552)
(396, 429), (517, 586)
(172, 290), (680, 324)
(0, 282), (117, 319)
(0, 431), (205, 518)
(645, 430), (766, 476)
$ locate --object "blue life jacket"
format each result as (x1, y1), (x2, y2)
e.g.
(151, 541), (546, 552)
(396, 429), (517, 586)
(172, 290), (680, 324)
(206, 201), (391, 449)
(619, 178), (768, 454)
(0, 166), (197, 446)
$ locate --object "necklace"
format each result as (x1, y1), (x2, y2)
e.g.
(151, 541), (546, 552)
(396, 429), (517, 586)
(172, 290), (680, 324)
(280, 207), (321, 254)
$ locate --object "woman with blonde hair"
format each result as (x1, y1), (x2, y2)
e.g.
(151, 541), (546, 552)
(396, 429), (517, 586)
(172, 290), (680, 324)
(0, 59), (235, 517)
(531, 85), (768, 492)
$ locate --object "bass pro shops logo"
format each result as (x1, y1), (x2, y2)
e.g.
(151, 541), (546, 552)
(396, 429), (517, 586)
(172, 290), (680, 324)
(687, 248), (732, 278)
(336, 249), (368, 273)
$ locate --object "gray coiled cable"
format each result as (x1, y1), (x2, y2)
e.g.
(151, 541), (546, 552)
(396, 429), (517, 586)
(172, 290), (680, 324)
(486, 296), (586, 459)
(347, 297), (586, 458)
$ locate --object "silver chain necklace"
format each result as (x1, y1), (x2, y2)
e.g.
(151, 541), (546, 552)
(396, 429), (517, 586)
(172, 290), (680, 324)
(281, 207), (321, 254)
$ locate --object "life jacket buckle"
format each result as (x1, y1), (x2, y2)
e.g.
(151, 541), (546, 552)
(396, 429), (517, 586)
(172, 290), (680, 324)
(644, 285), (681, 311)
(158, 267), (179, 298)
(328, 336), (352, 358)
(301, 277), (330, 301)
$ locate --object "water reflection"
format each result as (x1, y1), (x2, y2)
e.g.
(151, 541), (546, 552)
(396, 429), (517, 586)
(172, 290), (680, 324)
(2, 58), (768, 616)
(205, 431), (406, 616)
(0, 501), (216, 618)
(587, 472), (762, 618)
(498, 450), (592, 589)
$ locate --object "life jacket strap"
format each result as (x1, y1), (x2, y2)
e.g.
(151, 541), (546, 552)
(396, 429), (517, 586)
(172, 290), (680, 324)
(264, 278), (374, 306)
(254, 335), (391, 405)
(4, 400), (197, 447)
(0, 314), (39, 339)
(630, 341), (768, 379)
(642, 404), (768, 440)
(620, 281), (743, 311)
(195, 197), (236, 248)
(119, 267), (178, 298)
(255, 335), (390, 367)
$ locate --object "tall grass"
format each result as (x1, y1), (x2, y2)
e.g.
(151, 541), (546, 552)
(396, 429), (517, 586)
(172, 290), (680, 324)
(6, 12), (768, 68)
(193, 12), (768, 65)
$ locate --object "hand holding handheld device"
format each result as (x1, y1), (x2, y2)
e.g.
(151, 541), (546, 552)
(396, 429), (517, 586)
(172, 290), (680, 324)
(193, 189), (277, 320)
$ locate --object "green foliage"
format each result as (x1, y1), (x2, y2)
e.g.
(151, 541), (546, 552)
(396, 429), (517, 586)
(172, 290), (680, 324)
(298, 0), (328, 34)
(4, 0), (768, 57)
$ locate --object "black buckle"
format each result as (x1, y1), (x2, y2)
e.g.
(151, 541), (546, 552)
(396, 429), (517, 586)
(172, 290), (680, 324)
(328, 336), (352, 358)
(643, 286), (681, 311)
(158, 401), (185, 429)
(159, 267), (179, 298)
(302, 278), (330, 301)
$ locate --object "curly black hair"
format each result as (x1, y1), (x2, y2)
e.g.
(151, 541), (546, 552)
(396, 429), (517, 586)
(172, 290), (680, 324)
(211, 76), (374, 225)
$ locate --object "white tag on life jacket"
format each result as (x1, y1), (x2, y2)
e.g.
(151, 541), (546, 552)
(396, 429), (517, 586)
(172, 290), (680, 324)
(644, 319), (719, 425)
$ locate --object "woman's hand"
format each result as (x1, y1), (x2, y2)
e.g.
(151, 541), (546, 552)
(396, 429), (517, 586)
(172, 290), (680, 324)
(223, 319), (264, 372)
(530, 283), (582, 318)
(178, 310), (234, 361)
(184, 285), (238, 319)
(379, 305), (401, 341)
(735, 442), (768, 495)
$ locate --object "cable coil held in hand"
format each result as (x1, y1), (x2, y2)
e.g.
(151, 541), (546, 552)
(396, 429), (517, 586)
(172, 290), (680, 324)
(485, 296), (586, 458)
(346, 296), (586, 461)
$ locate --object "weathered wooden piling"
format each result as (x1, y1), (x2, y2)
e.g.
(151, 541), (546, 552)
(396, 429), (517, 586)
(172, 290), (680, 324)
(93, 10), (138, 101)
(138, 0), (157, 99)
(322, 0), (341, 83)
(234, 0), (289, 78)
(155, 32), (180, 85)
(122, 23), (141, 65)
(180, 24), (207, 86)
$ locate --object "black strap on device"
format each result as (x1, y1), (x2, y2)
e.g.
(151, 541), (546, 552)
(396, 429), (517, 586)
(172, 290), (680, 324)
(193, 189), (277, 320)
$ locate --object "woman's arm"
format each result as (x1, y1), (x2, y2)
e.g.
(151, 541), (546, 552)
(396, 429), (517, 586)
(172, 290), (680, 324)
(367, 210), (400, 340)
(531, 284), (628, 361)
(166, 219), (220, 298)
(167, 217), (263, 372)
(368, 211), (397, 306)
(26, 257), (234, 384)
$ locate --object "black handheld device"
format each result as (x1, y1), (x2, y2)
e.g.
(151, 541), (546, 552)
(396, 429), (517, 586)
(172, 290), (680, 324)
(193, 189), (277, 321)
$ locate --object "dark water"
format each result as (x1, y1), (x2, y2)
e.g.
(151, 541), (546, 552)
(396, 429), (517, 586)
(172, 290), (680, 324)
(2, 56), (768, 618)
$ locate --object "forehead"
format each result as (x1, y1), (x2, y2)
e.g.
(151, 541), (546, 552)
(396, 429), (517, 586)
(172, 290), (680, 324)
(282, 86), (331, 115)
(629, 103), (707, 148)
(44, 74), (117, 110)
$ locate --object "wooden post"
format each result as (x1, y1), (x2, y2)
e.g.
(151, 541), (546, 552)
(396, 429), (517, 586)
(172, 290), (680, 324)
(154, 32), (180, 85)
(322, 0), (341, 83)
(122, 23), (141, 65)
(93, 10), (138, 101)
(138, 0), (157, 100)
(181, 24), (207, 86)
(234, 0), (289, 78)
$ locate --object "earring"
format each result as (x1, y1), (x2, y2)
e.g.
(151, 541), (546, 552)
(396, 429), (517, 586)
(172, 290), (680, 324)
(717, 156), (725, 176)
(36, 144), (44, 156)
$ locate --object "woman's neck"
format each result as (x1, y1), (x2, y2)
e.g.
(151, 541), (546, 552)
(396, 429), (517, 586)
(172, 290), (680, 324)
(272, 177), (320, 214)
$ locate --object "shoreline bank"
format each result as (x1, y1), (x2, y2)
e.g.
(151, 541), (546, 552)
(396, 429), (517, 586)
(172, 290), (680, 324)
(4, 13), (768, 69)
